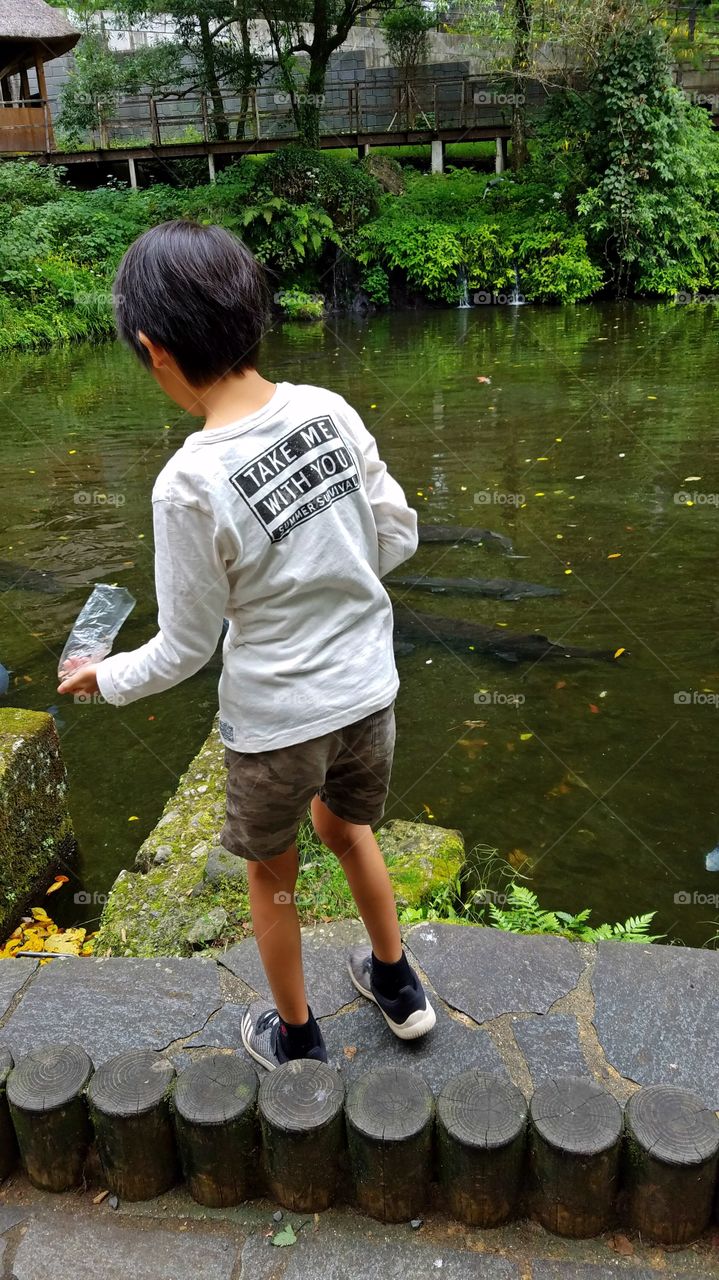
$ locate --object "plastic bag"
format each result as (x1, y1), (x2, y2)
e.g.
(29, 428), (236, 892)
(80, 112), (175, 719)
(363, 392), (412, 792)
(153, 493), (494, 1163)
(58, 584), (136, 678)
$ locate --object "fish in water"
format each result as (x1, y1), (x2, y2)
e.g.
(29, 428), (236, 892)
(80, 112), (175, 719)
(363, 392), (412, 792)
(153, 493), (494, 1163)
(0, 664), (10, 695)
(705, 844), (719, 871)
(417, 525), (514, 554)
(392, 606), (626, 664)
(388, 575), (563, 601)
(0, 560), (64, 595)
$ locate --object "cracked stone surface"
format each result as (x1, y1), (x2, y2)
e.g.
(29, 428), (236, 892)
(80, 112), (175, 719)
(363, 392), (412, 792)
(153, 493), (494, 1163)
(591, 942), (719, 1107)
(511, 1014), (589, 1087)
(0, 959), (36, 1021)
(406, 924), (584, 1024)
(531, 1267), (695, 1279)
(241, 1233), (520, 1278)
(219, 920), (367, 1018)
(321, 1000), (507, 1094)
(11, 1216), (239, 1280)
(0, 957), (222, 1066)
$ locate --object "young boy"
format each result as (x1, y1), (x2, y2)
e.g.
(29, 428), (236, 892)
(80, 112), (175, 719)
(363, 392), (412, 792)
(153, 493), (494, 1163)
(58, 219), (435, 1068)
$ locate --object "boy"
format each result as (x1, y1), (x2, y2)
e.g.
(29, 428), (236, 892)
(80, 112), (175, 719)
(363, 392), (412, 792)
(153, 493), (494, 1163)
(58, 220), (435, 1069)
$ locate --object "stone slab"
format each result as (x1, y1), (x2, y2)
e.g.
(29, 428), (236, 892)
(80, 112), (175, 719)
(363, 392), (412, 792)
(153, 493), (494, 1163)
(219, 921), (367, 1018)
(321, 1000), (507, 1095)
(0, 959), (37, 1019)
(532, 1266), (714, 1280)
(241, 1233), (519, 1279)
(0, 957), (221, 1066)
(185, 1002), (245, 1049)
(406, 924), (584, 1024)
(512, 1014), (589, 1087)
(0, 1207), (28, 1236)
(591, 942), (719, 1107)
(12, 1217), (238, 1280)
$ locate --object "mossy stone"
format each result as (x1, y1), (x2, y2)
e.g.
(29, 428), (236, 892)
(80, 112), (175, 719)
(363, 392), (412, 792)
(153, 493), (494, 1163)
(0, 707), (75, 937)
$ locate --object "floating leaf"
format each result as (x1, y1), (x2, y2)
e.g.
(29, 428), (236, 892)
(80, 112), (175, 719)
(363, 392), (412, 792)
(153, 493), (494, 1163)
(607, 553), (621, 559)
(613, 647), (626, 659)
(519, 732), (533, 741)
(589, 704), (599, 714)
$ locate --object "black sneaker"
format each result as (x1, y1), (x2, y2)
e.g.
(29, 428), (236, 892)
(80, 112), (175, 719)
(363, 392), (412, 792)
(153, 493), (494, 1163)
(347, 945), (436, 1040)
(241, 1000), (328, 1071)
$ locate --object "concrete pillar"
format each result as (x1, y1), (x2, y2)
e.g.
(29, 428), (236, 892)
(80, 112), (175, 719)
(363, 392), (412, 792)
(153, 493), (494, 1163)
(495, 137), (505, 174)
(431, 138), (444, 174)
(208, 151), (216, 183)
(358, 142), (371, 159)
(127, 156), (138, 189)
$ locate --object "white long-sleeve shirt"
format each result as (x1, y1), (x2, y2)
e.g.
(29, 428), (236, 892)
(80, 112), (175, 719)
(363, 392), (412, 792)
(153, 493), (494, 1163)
(96, 381), (418, 750)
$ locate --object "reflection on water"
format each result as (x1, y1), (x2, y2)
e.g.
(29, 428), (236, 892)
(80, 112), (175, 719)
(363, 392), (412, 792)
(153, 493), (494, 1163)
(1, 302), (718, 944)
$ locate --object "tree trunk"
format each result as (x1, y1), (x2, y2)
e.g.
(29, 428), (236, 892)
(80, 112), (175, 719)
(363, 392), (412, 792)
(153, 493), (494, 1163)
(511, 0), (531, 171)
(199, 13), (228, 141)
(298, 58), (327, 147)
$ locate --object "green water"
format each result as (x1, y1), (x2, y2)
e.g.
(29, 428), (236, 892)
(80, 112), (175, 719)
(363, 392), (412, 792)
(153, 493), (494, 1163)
(1, 303), (718, 945)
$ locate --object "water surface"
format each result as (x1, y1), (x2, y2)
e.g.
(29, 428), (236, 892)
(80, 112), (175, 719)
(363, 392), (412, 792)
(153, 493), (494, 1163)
(1, 303), (718, 944)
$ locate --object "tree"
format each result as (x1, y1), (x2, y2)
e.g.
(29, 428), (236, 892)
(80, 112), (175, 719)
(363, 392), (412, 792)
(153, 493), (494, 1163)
(256, 0), (394, 146)
(381, 0), (438, 129)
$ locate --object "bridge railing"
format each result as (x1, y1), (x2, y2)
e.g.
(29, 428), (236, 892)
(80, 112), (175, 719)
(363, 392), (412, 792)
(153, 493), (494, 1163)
(71, 77), (515, 152)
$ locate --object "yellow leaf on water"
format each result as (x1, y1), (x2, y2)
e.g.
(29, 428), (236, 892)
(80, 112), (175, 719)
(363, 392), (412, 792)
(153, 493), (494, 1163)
(45, 877), (68, 896)
(614, 647), (626, 659)
(519, 733), (533, 741)
(31, 907), (51, 922)
(128, 815), (139, 822)
(607, 552), (621, 559)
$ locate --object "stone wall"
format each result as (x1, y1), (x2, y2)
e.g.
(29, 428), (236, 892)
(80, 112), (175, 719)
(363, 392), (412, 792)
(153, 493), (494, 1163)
(0, 708), (75, 938)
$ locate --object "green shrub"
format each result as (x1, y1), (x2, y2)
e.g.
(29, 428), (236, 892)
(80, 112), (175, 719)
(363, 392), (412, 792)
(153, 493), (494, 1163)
(276, 287), (324, 319)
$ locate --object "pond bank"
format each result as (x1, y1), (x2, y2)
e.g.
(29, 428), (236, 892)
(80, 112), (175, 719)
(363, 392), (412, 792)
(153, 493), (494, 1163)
(95, 717), (466, 958)
(1, 924), (719, 1271)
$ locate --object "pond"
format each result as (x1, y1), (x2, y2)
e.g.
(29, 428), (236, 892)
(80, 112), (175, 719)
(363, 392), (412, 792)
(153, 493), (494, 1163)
(1, 302), (718, 946)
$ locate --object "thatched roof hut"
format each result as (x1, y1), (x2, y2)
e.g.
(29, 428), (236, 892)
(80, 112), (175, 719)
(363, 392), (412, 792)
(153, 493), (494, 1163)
(0, 0), (80, 151)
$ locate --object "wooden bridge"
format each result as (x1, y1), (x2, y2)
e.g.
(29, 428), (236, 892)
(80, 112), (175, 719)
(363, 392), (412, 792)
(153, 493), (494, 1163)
(0, 76), (522, 181)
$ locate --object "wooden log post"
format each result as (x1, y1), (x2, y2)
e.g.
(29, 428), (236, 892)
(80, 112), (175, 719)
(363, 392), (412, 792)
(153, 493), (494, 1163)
(529, 1076), (622, 1237)
(624, 1085), (719, 1245)
(173, 1054), (259, 1207)
(437, 1070), (527, 1226)
(259, 1059), (344, 1212)
(7, 1043), (92, 1191)
(87, 1049), (178, 1201)
(345, 1067), (434, 1222)
(0, 1048), (17, 1181)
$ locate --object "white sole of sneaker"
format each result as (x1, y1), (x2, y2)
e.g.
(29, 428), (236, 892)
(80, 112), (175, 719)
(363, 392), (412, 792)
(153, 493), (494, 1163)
(240, 1010), (277, 1071)
(347, 963), (437, 1040)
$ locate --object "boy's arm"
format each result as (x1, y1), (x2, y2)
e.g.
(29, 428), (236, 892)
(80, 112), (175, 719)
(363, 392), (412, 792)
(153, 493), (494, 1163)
(339, 401), (418, 577)
(94, 499), (229, 706)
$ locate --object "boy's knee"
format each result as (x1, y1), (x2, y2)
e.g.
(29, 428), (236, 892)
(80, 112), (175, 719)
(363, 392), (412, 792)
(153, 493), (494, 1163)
(311, 801), (361, 857)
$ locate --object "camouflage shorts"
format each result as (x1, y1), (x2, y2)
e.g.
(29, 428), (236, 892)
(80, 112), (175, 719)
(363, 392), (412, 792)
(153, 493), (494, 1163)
(220, 701), (396, 861)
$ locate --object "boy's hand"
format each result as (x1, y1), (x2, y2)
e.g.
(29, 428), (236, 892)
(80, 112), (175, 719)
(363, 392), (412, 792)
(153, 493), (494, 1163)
(57, 664), (100, 697)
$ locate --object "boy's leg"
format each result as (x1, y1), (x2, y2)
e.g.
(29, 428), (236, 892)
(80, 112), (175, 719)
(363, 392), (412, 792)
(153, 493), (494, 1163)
(245, 843), (307, 1025)
(310, 795), (402, 963)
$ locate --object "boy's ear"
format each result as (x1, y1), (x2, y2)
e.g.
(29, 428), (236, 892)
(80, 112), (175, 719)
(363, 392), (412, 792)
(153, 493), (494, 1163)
(138, 331), (166, 370)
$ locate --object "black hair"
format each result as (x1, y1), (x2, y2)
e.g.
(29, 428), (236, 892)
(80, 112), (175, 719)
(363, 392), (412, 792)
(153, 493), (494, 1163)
(113, 220), (271, 386)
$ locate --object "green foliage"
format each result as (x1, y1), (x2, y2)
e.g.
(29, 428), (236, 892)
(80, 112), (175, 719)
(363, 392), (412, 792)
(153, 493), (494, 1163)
(486, 883), (662, 942)
(276, 287), (324, 319)
(360, 265), (390, 306)
(239, 195), (340, 269)
(397, 867), (662, 943)
(256, 147), (382, 232)
(354, 171), (603, 304)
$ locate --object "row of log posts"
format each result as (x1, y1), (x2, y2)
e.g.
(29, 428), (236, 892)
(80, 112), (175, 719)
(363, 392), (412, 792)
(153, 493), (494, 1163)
(5, 1047), (718, 1245)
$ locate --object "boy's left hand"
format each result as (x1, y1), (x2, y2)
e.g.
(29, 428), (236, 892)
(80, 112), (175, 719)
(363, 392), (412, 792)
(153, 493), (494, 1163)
(57, 665), (100, 697)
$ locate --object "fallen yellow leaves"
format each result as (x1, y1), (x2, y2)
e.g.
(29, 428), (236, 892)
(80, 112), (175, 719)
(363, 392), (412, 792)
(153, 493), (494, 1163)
(0, 902), (97, 960)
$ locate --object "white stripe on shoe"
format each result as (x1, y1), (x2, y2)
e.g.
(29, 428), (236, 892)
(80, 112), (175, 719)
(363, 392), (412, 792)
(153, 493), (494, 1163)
(347, 961), (437, 1040)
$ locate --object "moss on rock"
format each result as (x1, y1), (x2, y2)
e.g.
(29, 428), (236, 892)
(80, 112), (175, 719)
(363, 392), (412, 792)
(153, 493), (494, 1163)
(0, 707), (76, 937)
(97, 718), (467, 957)
(378, 818), (465, 909)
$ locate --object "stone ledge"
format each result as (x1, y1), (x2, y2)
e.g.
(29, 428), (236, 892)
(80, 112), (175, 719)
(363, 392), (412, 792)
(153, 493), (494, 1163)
(95, 720), (467, 957)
